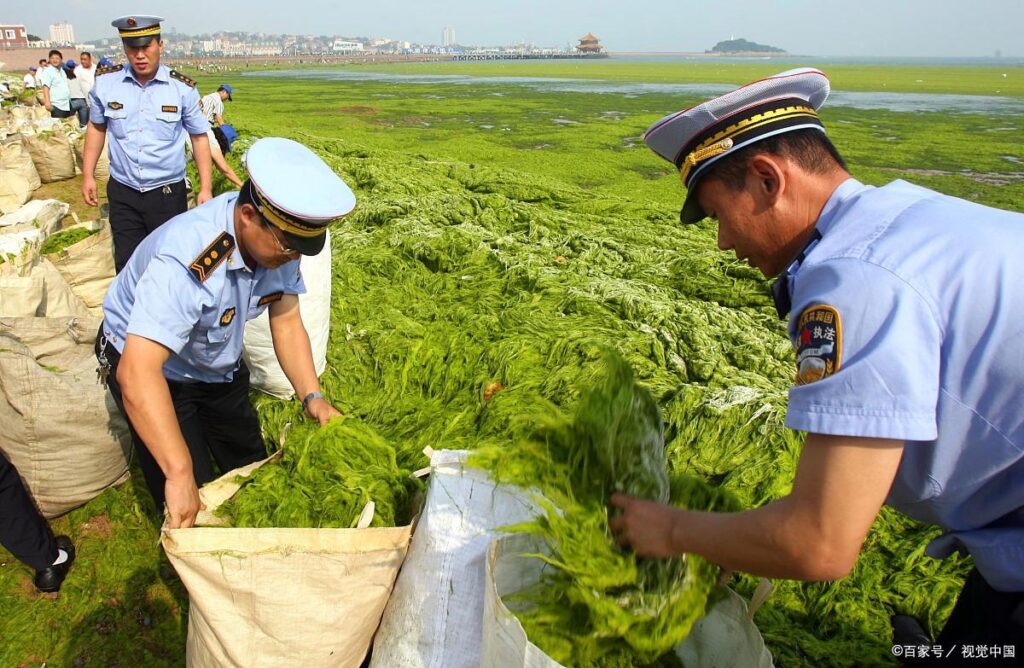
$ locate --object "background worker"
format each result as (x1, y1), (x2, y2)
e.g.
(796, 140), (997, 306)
(610, 68), (1024, 656)
(0, 452), (75, 594)
(209, 123), (244, 188)
(95, 137), (353, 529)
(23, 66), (37, 90)
(34, 60), (48, 104)
(200, 84), (232, 126)
(81, 14), (212, 273)
(186, 121), (244, 189)
(74, 52), (97, 103)
(39, 50), (72, 119)
(63, 59), (88, 127)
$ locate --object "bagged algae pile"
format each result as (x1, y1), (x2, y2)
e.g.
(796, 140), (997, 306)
(39, 227), (97, 255)
(217, 417), (422, 529)
(471, 352), (740, 667)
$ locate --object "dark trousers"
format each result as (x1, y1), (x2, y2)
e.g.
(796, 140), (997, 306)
(935, 568), (1024, 664)
(0, 450), (57, 572)
(49, 106), (73, 119)
(107, 178), (187, 273)
(69, 97), (88, 126)
(95, 328), (266, 512)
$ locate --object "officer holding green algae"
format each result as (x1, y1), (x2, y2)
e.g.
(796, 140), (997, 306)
(95, 138), (352, 529)
(81, 14), (213, 273)
(609, 68), (1024, 655)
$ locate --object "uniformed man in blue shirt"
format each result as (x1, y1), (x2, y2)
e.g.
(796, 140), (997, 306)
(609, 69), (1024, 655)
(81, 15), (213, 273)
(95, 137), (354, 529)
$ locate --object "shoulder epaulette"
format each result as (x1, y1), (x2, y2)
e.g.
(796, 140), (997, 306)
(169, 69), (196, 88)
(188, 232), (234, 283)
(96, 64), (123, 76)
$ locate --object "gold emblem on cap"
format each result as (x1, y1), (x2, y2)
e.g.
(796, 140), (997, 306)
(679, 137), (735, 186)
(678, 104), (818, 186)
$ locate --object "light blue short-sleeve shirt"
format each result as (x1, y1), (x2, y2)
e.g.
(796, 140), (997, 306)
(781, 178), (1024, 591)
(102, 192), (306, 383)
(40, 66), (71, 111)
(88, 64), (209, 191)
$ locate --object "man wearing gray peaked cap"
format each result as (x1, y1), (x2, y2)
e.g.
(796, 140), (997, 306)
(95, 138), (355, 530)
(82, 14), (213, 273)
(610, 68), (1024, 653)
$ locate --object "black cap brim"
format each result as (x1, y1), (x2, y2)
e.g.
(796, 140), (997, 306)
(283, 230), (327, 256)
(679, 191), (707, 225)
(122, 34), (158, 47)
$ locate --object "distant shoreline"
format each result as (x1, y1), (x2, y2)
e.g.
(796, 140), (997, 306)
(610, 51), (797, 57)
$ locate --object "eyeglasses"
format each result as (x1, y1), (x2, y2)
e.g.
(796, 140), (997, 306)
(266, 225), (298, 256)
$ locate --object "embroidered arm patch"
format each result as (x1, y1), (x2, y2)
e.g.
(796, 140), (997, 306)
(795, 304), (842, 385)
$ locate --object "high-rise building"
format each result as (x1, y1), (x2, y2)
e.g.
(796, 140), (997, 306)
(49, 22), (75, 44)
(442, 26), (455, 48)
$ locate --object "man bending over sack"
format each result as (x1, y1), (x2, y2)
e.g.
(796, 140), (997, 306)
(96, 137), (353, 529)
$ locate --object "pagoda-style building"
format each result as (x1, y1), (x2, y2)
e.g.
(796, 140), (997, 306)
(576, 33), (603, 54)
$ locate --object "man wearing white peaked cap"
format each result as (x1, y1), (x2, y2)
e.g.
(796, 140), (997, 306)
(611, 68), (1024, 653)
(96, 138), (356, 530)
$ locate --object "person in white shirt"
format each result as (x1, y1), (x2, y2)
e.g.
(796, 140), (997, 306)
(75, 52), (97, 99)
(64, 60), (88, 127)
(34, 60), (48, 103)
(24, 67), (37, 89)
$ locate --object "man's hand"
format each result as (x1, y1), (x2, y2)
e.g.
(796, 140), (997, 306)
(82, 175), (98, 206)
(306, 397), (342, 426)
(196, 188), (213, 206)
(608, 493), (683, 559)
(164, 474), (203, 529)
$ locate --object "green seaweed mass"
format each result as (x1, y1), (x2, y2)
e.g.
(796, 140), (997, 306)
(216, 417), (423, 529)
(39, 227), (97, 255)
(4, 61), (1009, 666)
(227, 132), (970, 666)
(470, 352), (742, 667)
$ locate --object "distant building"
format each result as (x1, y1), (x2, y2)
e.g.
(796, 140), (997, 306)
(0, 24), (29, 49)
(332, 39), (364, 53)
(442, 26), (455, 48)
(575, 32), (603, 54)
(49, 22), (75, 45)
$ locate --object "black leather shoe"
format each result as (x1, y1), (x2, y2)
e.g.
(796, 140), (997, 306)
(33, 535), (75, 593)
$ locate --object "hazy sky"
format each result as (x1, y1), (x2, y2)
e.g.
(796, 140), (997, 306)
(12, 0), (1023, 57)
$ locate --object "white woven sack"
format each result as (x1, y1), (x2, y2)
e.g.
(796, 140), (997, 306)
(0, 198), (69, 232)
(47, 220), (115, 314)
(22, 128), (76, 183)
(480, 533), (776, 668)
(0, 316), (131, 517)
(370, 449), (541, 668)
(0, 135), (41, 214)
(243, 229), (332, 398)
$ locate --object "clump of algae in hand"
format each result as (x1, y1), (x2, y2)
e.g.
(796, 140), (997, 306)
(216, 416), (423, 529)
(471, 351), (740, 667)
